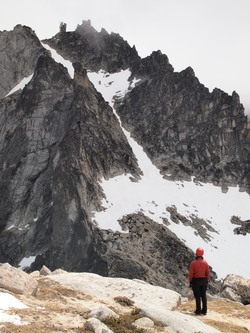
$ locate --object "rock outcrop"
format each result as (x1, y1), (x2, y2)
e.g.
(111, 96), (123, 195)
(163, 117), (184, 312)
(0, 263), (37, 295)
(231, 215), (250, 235)
(43, 19), (140, 73)
(116, 52), (250, 193)
(0, 25), (48, 98)
(221, 274), (250, 305)
(0, 26), (141, 274)
(93, 212), (219, 295)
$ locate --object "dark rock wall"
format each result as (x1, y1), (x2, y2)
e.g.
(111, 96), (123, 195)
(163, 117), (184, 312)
(43, 20), (140, 73)
(116, 52), (250, 192)
(0, 47), (141, 270)
(0, 25), (48, 98)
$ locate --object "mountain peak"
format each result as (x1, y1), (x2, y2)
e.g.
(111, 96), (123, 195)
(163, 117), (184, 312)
(0, 22), (249, 298)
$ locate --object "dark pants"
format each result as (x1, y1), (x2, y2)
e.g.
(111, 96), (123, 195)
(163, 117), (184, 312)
(192, 278), (208, 314)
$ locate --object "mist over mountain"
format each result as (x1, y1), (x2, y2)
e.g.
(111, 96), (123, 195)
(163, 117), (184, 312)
(0, 21), (249, 296)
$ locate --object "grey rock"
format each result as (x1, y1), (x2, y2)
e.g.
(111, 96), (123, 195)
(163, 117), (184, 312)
(0, 39), (141, 273)
(39, 265), (52, 276)
(221, 274), (250, 305)
(134, 317), (154, 328)
(84, 317), (114, 333)
(48, 272), (182, 311)
(95, 213), (219, 295)
(88, 305), (119, 320)
(140, 307), (221, 333)
(231, 215), (250, 235)
(0, 24), (48, 98)
(0, 263), (38, 295)
(43, 20), (140, 73)
(52, 269), (68, 275)
(115, 54), (250, 193)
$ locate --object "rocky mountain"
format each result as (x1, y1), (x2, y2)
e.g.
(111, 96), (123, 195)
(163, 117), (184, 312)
(0, 21), (249, 296)
(44, 20), (250, 192)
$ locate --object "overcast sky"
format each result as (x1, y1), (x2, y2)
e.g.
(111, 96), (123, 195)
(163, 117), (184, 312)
(1, 0), (249, 116)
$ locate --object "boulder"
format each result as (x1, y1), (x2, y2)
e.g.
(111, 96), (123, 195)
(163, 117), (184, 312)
(84, 317), (114, 333)
(52, 269), (68, 275)
(140, 308), (221, 333)
(39, 265), (52, 276)
(221, 274), (250, 305)
(0, 263), (38, 295)
(134, 317), (154, 328)
(29, 270), (40, 278)
(48, 272), (181, 311)
(88, 305), (119, 320)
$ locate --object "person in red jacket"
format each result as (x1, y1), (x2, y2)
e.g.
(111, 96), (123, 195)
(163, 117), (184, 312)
(189, 247), (210, 315)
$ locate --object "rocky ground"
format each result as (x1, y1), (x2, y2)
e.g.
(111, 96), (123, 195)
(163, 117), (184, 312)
(0, 271), (249, 333)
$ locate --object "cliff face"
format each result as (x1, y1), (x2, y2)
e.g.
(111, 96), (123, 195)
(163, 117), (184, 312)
(0, 28), (141, 273)
(0, 21), (249, 294)
(0, 25), (48, 98)
(117, 52), (250, 192)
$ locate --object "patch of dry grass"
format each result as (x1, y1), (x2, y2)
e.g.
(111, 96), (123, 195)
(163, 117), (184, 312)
(35, 278), (93, 302)
(1, 278), (92, 333)
(102, 311), (146, 333)
(204, 319), (249, 333)
(177, 299), (250, 333)
(114, 296), (135, 307)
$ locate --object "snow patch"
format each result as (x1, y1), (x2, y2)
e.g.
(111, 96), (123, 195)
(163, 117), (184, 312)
(0, 292), (28, 325)
(0, 293), (28, 310)
(19, 256), (36, 270)
(88, 69), (140, 105)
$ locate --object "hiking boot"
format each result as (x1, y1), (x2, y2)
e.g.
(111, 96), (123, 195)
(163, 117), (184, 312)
(194, 310), (201, 315)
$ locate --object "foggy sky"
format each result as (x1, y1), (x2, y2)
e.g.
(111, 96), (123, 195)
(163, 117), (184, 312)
(1, 0), (249, 116)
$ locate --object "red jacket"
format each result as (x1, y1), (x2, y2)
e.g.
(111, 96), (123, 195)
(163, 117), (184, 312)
(189, 257), (210, 281)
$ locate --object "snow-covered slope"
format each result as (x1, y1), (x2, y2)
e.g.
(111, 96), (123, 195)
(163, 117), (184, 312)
(0, 292), (28, 325)
(88, 70), (250, 280)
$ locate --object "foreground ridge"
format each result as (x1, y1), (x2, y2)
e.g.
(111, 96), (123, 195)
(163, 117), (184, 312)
(1, 264), (249, 332)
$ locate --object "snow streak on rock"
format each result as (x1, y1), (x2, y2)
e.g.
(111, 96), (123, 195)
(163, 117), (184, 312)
(42, 43), (74, 78)
(5, 74), (33, 97)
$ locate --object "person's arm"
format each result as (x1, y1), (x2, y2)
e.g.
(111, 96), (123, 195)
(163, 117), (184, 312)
(206, 262), (210, 281)
(189, 261), (194, 281)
